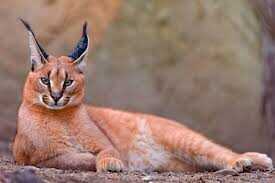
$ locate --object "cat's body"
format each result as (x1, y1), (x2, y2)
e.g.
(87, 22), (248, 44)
(14, 103), (236, 172)
(13, 20), (273, 173)
(15, 103), (269, 172)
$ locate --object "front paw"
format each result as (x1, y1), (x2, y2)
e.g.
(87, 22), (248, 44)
(229, 152), (273, 172)
(96, 157), (124, 172)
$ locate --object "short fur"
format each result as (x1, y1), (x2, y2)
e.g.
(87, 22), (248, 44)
(13, 21), (273, 172)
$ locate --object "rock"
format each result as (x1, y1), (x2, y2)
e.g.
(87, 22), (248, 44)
(142, 175), (154, 181)
(0, 168), (43, 183)
(214, 169), (239, 176)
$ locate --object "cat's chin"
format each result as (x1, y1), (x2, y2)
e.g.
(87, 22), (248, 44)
(46, 105), (66, 110)
(41, 102), (67, 110)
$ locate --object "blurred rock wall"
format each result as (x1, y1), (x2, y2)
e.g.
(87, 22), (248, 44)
(0, 0), (267, 154)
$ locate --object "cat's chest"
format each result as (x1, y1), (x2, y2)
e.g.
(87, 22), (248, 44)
(20, 117), (87, 152)
(46, 122), (88, 152)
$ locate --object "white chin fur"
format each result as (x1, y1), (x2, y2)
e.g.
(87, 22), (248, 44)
(45, 105), (66, 110)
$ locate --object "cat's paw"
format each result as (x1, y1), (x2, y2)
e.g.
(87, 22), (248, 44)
(96, 157), (124, 172)
(230, 152), (273, 172)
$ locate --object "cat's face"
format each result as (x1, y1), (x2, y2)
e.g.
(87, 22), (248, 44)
(24, 56), (85, 110)
(20, 19), (89, 110)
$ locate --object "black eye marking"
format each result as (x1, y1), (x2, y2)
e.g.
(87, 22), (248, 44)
(63, 72), (73, 87)
(40, 77), (50, 85)
(64, 79), (74, 87)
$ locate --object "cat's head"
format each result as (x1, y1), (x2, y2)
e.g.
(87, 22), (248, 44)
(20, 19), (89, 110)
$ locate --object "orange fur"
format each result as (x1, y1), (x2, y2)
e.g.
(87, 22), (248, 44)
(13, 26), (273, 172)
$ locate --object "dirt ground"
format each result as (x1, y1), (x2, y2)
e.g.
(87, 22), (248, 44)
(0, 156), (274, 183)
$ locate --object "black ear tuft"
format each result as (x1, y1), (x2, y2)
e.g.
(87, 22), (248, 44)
(82, 21), (88, 36)
(19, 18), (32, 32)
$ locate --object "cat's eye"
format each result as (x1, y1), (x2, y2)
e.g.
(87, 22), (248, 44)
(64, 79), (74, 87)
(40, 77), (50, 85)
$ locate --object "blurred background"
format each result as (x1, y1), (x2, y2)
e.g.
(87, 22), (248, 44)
(0, 0), (272, 159)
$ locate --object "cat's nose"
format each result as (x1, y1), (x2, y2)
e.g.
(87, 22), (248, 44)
(51, 92), (62, 103)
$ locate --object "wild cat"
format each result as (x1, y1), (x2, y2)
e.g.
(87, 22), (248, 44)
(13, 19), (273, 173)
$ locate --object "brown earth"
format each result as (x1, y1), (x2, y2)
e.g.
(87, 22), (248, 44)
(0, 156), (274, 183)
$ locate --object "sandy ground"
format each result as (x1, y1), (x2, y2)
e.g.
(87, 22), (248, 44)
(0, 156), (274, 183)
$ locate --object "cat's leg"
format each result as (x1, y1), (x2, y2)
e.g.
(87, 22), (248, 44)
(230, 152), (273, 172)
(151, 121), (273, 172)
(37, 152), (96, 171)
(96, 148), (125, 172)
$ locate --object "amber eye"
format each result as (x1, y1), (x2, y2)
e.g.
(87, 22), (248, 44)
(40, 77), (50, 85)
(64, 79), (74, 87)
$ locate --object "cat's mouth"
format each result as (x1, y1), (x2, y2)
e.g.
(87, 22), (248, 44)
(41, 95), (70, 110)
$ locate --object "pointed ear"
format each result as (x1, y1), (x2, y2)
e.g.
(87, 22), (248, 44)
(68, 22), (89, 73)
(20, 18), (49, 71)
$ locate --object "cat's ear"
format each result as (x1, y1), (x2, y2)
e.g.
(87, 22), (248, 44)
(68, 22), (89, 73)
(20, 18), (49, 71)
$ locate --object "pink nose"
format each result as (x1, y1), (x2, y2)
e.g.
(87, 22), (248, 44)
(51, 92), (62, 103)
